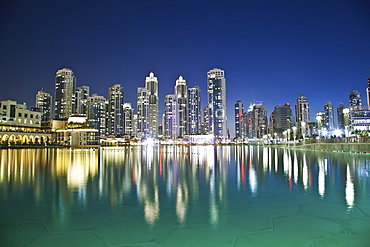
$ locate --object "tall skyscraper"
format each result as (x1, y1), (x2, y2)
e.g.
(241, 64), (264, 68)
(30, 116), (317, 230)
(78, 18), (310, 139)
(366, 78), (370, 106)
(349, 90), (362, 107)
(295, 94), (310, 135)
(337, 102), (345, 130)
(35, 89), (52, 122)
(74, 85), (90, 116)
(324, 101), (334, 131)
(187, 86), (201, 135)
(87, 94), (107, 137)
(146, 72), (159, 138)
(122, 103), (134, 136)
(164, 94), (177, 139)
(250, 103), (267, 138)
(234, 100), (244, 139)
(175, 76), (187, 138)
(207, 68), (227, 140)
(107, 84), (124, 135)
(137, 87), (150, 138)
(54, 68), (76, 120)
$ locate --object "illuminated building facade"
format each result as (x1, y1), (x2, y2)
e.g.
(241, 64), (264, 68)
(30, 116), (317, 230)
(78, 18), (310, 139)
(54, 68), (76, 120)
(164, 94), (177, 139)
(74, 85), (90, 116)
(146, 72), (159, 138)
(35, 89), (52, 122)
(207, 68), (227, 140)
(107, 84), (124, 135)
(187, 86), (201, 135)
(349, 90), (362, 107)
(295, 94), (310, 135)
(367, 78), (370, 106)
(175, 76), (187, 138)
(324, 101), (334, 131)
(87, 94), (107, 137)
(337, 102), (346, 130)
(122, 103), (134, 136)
(250, 103), (267, 138)
(137, 87), (150, 138)
(234, 100), (244, 139)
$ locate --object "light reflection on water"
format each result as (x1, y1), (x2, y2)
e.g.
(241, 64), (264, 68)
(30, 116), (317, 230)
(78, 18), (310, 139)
(1, 146), (370, 228)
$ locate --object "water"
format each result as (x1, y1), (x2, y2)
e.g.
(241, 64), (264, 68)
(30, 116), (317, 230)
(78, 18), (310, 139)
(0, 146), (370, 247)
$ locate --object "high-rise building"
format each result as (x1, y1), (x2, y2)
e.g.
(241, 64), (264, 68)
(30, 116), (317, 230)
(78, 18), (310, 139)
(324, 101), (334, 131)
(187, 86), (201, 135)
(295, 94), (310, 135)
(271, 103), (293, 135)
(145, 72), (159, 138)
(234, 100), (244, 139)
(367, 78), (370, 106)
(164, 94), (177, 139)
(74, 85), (90, 116)
(107, 84), (124, 135)
(349, 90), (362, 107)
(175, 76), (187, 138)
(207, 68), (227, 140)
(122, 103), (134, 136)
(250, 103), (267, 139)
(87, 94), (107, 137)
(35, 89), (52, 122)
(54, 68), (76, 120)
(337, 102), (346, 130)
(137, 87), (150, 138)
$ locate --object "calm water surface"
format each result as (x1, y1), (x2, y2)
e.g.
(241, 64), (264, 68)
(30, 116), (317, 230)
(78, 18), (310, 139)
(0, 146), (370, 246)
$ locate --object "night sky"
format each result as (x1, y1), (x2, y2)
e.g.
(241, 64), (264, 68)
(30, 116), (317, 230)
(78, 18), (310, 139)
(1, 0), (370, 135)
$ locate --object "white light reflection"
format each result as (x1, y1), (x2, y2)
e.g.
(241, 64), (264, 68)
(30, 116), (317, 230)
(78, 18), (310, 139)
(302, 154), (309, 191)
(176, 184), (189, 224)
(249, 163), (257, 196)
(345, 165), (355, 210)
(293, 152), (298, 184)
(318, 159), (326, 198)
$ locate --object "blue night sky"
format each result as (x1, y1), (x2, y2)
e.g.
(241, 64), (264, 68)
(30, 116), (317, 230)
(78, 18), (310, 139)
(1, 0), (370, 135)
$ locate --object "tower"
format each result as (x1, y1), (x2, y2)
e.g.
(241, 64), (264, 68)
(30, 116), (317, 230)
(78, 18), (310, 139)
(74, 85), (90, 116)
(366, 78), (370, 106)
(145, 72), (159, 138)
(324, 101), (334, 131)
(54, 68), (76, 120)
(175, 76), (187, 138)
(35, 89), (52, 122)
(164, 94), (178, 139)
(207, 68), (227, 140)
(295, 94), (310, 135)
(235, 100), (244, 139)
(137, 87), (150, 138)
(107, 84), (124, 135)
(187, 86), (201, 135)
(87, 94), (107, 137)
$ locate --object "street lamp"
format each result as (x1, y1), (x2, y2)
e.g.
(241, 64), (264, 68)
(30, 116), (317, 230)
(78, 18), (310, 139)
(292, 126), (297, 143)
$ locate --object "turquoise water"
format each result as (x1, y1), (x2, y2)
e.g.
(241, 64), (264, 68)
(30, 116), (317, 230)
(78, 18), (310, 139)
(0, 146), (369, 247)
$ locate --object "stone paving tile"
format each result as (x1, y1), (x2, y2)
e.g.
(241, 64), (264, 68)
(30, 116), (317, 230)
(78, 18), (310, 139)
(216, 210), (271, 234)
(156, 225), (236, 247)
(1, 205), (56, 223)
(274, 214), (345, 240)
(44, 212), (111, 232)
(101, 203), (145, 220)
(25, 232), (107, 247)
(94, 219), (170, 246)
(273, 192), (321, 204)
(314, 234), (370, 247)
(235, 231), (314, 247)
(0, 222), (48, 247)
(339, 216), (370, 241)
(245, 199), (301, 218)
(300, 201), (366, 220)
(159, 205), (210, 227)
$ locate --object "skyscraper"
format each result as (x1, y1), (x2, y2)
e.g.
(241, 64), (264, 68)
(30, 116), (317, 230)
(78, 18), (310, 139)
(74, 85), (90, 116)
(35, 89), (52, 122)
(187, 86), (201, 135)
(145, 72), (159, 138)
(137, 87), (150, 138)
(164, 94), (177, 139)
(175, 76), (187, 138)
(349, 90), (362, 107)
(271, 103), (294, 135)
(107, 84), (124, 135)
(295, 94), (310, 135)
(207, 68), (227, 140)
(54, 68), (76, 120)
(234, 100), (244, 139)
(87, 94), (107, 137)
(337, 102), (345, 130)
(250, 103), (267, 138)
(324, 101), (334, 131)
(122, 103), (134, 136)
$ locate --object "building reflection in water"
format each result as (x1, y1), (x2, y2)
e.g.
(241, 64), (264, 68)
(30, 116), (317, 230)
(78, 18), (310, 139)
(1, 146), (370, 227)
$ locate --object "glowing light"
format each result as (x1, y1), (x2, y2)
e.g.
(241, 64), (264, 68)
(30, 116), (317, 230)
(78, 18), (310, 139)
(345, 165), (355, 210)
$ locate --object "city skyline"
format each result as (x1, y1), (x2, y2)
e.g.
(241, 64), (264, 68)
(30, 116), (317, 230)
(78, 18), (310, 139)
(1, 0), (370, 134)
